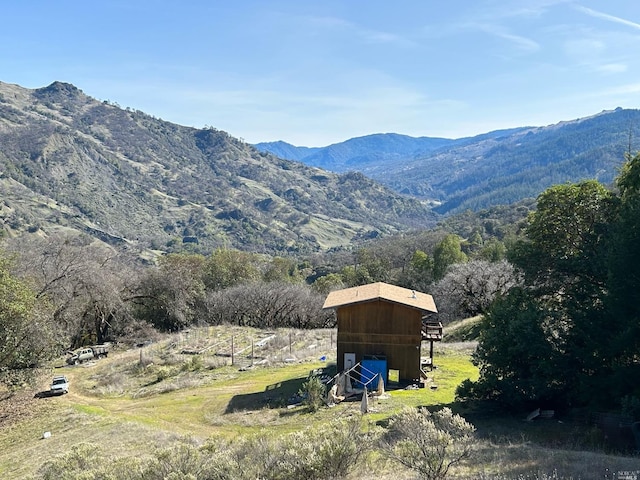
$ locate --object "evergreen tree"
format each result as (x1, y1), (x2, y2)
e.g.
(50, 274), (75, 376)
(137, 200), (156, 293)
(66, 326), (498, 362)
(462, 180), (617, 408)
(433, 234), (467, 281)
(605, 153), (640, 401)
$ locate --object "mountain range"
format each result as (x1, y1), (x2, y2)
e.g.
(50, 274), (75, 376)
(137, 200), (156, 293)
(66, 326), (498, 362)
(256, 108), (640, 214)
(0, 81), (433, 256)
(1, 79), (638, 256)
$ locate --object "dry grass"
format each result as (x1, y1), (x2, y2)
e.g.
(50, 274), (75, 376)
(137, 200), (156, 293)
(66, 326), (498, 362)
(443, 315), (483, 342)
(456, 441), (640, 479)
(1, 326), (638, 479)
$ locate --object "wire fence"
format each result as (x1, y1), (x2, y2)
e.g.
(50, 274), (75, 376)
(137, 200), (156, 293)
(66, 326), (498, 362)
(140, 326), (337, 369)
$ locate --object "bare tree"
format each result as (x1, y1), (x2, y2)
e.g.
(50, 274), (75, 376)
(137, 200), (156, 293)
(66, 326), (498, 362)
(7, 234), (142, 346)
(204, 282), (334, 329)
(431, 260), (521, 323)
(135, 253), (206, 332)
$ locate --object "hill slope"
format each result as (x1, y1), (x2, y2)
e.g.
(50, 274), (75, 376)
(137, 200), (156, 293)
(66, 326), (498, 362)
(0, 81), (435, 254)
(392, 108), (640, 213)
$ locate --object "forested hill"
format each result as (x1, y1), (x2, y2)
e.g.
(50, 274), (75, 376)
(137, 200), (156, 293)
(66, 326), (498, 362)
(256, 108), (640, 214)
(0, 81), (435, 255)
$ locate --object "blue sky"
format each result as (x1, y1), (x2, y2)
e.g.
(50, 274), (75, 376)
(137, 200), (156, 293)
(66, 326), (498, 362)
(2, 1), (640, 146)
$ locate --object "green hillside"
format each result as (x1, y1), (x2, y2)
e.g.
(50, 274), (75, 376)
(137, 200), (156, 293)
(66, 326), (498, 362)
(257, 108), (640, 214)
(0, 81), (434, 255)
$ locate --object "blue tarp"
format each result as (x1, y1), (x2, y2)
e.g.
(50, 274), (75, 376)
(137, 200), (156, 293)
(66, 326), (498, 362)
(360, 359), (387, 388)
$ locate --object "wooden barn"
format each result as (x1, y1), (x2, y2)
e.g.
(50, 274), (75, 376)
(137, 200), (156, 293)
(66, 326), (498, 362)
(323, 282), (439, 385)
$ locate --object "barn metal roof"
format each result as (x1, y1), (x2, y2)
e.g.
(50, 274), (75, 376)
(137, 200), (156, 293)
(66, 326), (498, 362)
(322, 282), (437, 313)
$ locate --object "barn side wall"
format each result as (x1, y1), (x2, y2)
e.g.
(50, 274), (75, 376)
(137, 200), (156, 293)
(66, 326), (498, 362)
(336, 300), (422, 382)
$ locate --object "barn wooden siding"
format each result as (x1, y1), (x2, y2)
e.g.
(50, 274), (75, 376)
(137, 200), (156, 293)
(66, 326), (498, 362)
(336, 299), (423, 382)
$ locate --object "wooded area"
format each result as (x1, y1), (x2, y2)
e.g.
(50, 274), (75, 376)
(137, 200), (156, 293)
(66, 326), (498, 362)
(460, 153), (640, 414)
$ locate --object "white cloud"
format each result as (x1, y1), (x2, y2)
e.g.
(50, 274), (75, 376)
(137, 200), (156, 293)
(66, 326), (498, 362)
(303, 14), (417, 48)
(596, 63), (628, 74)
(473, 23), (541, 53)
(563, 38), (605, 57)
(601, 82), (640, 96)
(494, 30), (541, 52)
(484, 0), (572, 20)
(575, 5), (640, 31)
(562, 36), (631, 76)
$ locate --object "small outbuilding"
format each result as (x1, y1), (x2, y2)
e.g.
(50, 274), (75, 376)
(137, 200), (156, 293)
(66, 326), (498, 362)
(323, 282), (439, 385)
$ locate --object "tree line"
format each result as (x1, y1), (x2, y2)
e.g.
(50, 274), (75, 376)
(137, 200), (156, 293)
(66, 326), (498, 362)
(0, 240), (330, 386)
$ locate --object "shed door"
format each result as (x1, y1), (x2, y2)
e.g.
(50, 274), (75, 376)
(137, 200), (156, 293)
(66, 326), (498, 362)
(344, 353), (356, 371)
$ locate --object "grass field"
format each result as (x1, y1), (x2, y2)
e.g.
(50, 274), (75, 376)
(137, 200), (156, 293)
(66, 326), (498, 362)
(0, 326), (638, 479)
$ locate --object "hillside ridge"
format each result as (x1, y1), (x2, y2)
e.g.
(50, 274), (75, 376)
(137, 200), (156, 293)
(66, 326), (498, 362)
(0, 80), (435, 255)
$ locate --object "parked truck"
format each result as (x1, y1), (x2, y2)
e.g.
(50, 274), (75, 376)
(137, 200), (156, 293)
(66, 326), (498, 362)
(50, 375), (69, 394)
(66, 344), (109, 365)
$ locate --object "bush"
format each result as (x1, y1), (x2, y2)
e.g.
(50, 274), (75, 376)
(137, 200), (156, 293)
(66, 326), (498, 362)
(38, 443), (145, 480)
(155, 365), (173, 382)
(275, 416), (371, 480)
(621, 395), (640, 420)
(143, 443), (212, 480)
(381, 407), (476, 480)
(181, 354), (203, 372)
(215, 416), (372, 480)
(299, 375), (326, 412)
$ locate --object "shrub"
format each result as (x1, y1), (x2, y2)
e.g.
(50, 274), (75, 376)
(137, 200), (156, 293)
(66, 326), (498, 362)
(38, 443), (145, 480)
(299, 375), (326, 412)
(621, 395), (640, 420)
(381, 407), (476, 480)
(228, 416), (372, 480)
(181, 354), (203, 372)
(143, 443), (212, 480)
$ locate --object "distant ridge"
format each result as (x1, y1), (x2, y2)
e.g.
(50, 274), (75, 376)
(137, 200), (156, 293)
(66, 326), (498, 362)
(255, 108), (640, 213)
(252, 141), (321, 162)
(257, 133), (459, 173)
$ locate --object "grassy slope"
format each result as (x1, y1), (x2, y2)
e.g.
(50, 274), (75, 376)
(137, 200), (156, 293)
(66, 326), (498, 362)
(0, 328), (476, 478)
(1, 327), (638, 479)
(443, 315), (484, 342)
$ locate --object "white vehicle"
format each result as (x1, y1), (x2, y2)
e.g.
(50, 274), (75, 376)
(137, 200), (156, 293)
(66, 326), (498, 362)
(50, 375), (69, 395)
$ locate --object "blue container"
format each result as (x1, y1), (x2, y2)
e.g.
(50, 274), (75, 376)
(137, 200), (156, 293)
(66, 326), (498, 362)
(360, 359), (387, 388)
